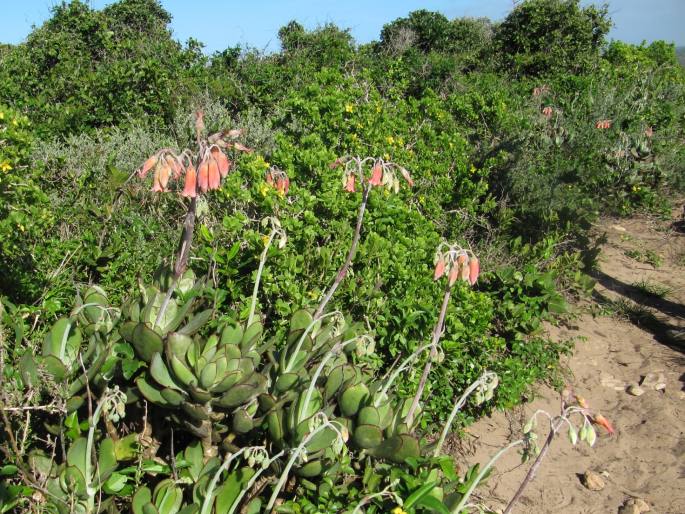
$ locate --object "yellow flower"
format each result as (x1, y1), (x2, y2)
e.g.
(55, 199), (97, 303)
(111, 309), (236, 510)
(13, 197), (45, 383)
(390, 507), (407, 514)
(259, 183), (269, 197)
(345, 103), (354, 113)
(11, 118), (18, 126)
(261, 235), (270, 246)
(0, 161), (12, 172)
(386, 135), (395, 145)
(383, 153), (391, 161)
(470, 164), (477, 174)
(0, 111), (4, 120)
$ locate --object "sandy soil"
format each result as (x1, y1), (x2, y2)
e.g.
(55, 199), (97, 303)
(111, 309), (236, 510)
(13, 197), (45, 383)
(453, 210), (685, 514)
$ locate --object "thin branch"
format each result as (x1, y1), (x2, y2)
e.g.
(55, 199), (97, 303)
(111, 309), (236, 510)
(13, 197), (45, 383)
(314, 186), (370, 319)
(405, 285), (451, 427)
(503, 414), (564, 514)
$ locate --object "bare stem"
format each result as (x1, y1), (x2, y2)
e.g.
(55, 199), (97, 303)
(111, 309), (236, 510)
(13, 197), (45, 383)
(247, 229), (276, 327)
(503, 421), (559, 514)
(405, 285), (451, 427)
(451, 440), (524, 514)
(313, 186), (370, 319)
(433, 372), (496, 457)
(155, 111), (204, 328)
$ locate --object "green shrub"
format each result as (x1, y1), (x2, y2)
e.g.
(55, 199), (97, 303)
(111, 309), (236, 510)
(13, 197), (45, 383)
(493, 0), (611, 77)
(0, 0), (204, 135)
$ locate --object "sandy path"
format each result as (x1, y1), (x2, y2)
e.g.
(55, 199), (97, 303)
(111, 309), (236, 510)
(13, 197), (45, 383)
(454, 211), (685, 514)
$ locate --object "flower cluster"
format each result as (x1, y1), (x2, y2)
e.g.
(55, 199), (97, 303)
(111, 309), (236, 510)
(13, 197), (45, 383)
(265, 166), (290, 195)
(433, 243), (480, 287)
(137, 128), (252, 197)
(595, 119), (612, 129)
(541, 106), (554, 118)
(331, 156), (413, 193)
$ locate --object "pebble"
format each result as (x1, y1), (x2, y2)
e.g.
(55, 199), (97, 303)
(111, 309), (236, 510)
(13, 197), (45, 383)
(619, 498), (650, 513)
(641, 372), (666, 391)
(626, 383), (645, 396)
(618, 503), (640, 514)
(582, 470), (605, 491)
(633, 498), (651, 512)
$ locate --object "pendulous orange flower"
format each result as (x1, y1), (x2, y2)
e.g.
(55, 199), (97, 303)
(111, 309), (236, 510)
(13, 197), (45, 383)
(468, 257), (480, 286)
(208, 158), (221, 190)
(345, 174), (356, 193)
(181, 164), (197, 198)
(197, 160), (209, 193)
(433, 259), (446, 280)
(591, 413), (615, 435)
(139, 155), (158, 178)
(368, 164), (383, 186)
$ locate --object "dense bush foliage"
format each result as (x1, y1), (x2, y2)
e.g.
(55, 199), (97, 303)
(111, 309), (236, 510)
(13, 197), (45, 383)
(0, 0), (204, 135)
(1, 0), (683, 511)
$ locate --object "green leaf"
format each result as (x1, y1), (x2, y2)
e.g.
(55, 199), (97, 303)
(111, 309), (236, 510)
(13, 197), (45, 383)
(66, 437), (88, 479)
(215, 467), (255, 513)
(132, 487), (153, 514)
(547, 295), (568, 314)
(416, 494), (450, 514)
(114, 433), (139, 461)
(0, 465), (18, 476)
(98, 437), (118, 480)
(404, 480), (437, 508)
(103, 472), (128, 494)
(120, 322), (163, 363)
(290, 310), (313, 333)
(182, 441), (204, 481)
(438, 456), (458, 482)
(178, 309), (213, 336)
(150, 353), (182, 390)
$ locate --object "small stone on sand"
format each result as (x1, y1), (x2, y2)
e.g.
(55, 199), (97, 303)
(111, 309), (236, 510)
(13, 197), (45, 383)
(582, 470), (605, 491)
(626, 383), (644, 396)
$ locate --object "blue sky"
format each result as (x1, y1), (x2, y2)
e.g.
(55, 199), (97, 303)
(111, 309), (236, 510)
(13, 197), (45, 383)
(2, 0), (683, 53)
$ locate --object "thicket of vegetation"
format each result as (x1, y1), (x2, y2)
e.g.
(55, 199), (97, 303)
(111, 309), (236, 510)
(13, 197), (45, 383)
(1, 0), (683, 512)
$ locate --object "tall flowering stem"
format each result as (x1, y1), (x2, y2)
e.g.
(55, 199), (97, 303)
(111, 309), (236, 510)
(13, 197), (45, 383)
(503, 391), (614, 514)
(405, 242), (480, 427)
(136, 112), (251, 327)
(313, 156), (413, 319)
(247, 217), (286, 327)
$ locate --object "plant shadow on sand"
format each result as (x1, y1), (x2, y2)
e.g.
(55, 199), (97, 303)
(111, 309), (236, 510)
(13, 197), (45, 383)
(590, 270), (685, 355)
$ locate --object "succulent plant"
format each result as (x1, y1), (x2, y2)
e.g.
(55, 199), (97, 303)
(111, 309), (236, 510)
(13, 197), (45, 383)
(28, 388), (129, 514)
(132, 444), (271, 514)
(20, 285), (119, 415)
(119, 268), (269, 457)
